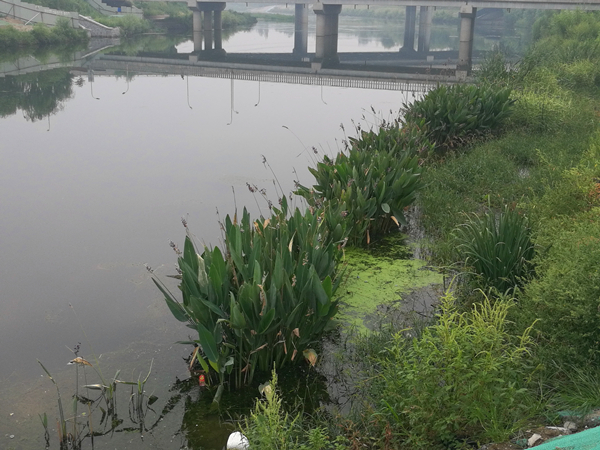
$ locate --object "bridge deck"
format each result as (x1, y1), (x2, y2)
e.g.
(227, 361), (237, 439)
(137, 0), (600, 10)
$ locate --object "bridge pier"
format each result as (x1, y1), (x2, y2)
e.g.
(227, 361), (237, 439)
(293, 3), (309, 55)
(401, 5), (417, 53)
(417, 6), (432, 52)
(188, 1), (226, 58)
(193, 9), (202, 51)
(314, 3), (342, 65)
(204, 10), (213, 50)
(457, 5), (476, 78)
(214, 8), (223, 50)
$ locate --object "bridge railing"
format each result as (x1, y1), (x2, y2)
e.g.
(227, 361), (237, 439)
(89, 56), (447, 92)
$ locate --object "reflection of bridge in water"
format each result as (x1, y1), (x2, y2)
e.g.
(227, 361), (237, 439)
(83, 50), (463, 93)
(0, 43), (466, 93)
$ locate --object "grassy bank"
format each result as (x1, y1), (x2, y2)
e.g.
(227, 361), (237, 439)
(0, 17), (88, 49)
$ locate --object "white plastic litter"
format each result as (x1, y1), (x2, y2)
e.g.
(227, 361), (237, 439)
(226, 431), (249, 450)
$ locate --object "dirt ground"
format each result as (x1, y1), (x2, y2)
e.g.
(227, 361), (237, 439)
(482, 425), (585, 450)
(0, 16), (33, 31)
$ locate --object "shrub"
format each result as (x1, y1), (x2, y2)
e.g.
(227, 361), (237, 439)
(403, 84), (514, 153)
(31, 24), (54, 46)
(222, 10), (257, 28)
(52, 17), (83, 44)
(153, 198), (346, 398)
(98, 15), (151, 37)
(296, 134), (423, 246)
(533, 10), (600, 42)
(453, 206), (535, 294)
(0, 26), (31, 48)
(380, 291), (537, 449)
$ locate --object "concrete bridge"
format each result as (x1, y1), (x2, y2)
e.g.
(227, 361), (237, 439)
(135, 0), (600, 77)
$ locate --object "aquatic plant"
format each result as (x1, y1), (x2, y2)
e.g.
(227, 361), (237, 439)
(347, 118), (434, 158)
(453, 206), (534, 294)
(403, 84), (514, 153)
(153, 197), (345, 399)
(298, 152), (422, 246)
(38, 353), (163, 449)
(296, 135), (423, 246)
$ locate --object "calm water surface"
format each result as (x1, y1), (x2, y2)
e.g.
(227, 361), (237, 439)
(0, 19), (423, 450)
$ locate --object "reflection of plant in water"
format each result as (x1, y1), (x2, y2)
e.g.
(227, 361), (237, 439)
(38, 348), (164, 449)
(0, 68), (74, 122)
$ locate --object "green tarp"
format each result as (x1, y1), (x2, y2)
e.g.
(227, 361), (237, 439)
(534, 426), (600, 450)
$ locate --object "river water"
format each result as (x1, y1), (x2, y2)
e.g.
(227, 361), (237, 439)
(0, 14), (523, 449)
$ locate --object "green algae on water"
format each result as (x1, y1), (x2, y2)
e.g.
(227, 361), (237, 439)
(335, 233), (442, 331)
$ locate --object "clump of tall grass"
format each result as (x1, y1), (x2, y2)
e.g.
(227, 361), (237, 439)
(453, 206), (534, 294)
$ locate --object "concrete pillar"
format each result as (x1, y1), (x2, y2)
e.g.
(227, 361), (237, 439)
(203, 10), (213, 50)
(188, 1), (226, 60)
(402, 6), (417, 52)
(314, 4), (342, 64)
(457, 5), (477, 76)
(417, 6), (432, 53)
(214, 8), (222, 50)
(192, 9), (202, 51)
(293, 4), (308, 55)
